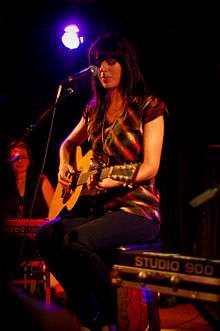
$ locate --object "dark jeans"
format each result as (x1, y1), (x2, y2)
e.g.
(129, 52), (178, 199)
(35, 209), (160, 329)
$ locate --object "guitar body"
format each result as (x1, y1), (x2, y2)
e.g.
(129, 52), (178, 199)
(48, 146), (138, 220)
(48, 146), (93, 220)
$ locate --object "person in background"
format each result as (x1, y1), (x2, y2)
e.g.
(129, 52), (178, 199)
(0, 140), (83, 331)
(36, 32), (168, 331)
(0, 139), (54, 276)
(2, 139), (54, 220)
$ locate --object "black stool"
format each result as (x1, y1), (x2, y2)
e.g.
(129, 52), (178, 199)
(112, 241), (161, 331)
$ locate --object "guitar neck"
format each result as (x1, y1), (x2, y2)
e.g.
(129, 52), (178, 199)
(76, 167), (110, 186)
(76, 163), (139, 187)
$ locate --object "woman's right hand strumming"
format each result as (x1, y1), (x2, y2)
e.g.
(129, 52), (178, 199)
(58, 163), (75, 187)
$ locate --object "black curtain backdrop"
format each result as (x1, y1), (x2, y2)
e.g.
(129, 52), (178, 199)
(0, 1), (219, 257)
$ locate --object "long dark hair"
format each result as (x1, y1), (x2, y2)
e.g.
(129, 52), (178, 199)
(87, 33), (151, 125)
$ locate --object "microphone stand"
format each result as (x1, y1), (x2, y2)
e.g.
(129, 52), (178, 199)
(22, 84), (64, 140)
(16, 82), (64, 268)
(22, 107), (52, 139)
(28, 82), (63, 219)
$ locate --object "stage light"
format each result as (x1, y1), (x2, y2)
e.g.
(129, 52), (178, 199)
(62, 24), (83, 50)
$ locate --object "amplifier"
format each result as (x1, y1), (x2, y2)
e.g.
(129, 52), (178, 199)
(4, 219), (48, 239)
(112, 250), (220, 303)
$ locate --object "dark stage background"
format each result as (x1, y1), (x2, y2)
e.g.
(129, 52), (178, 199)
(0, 1), (220, 258)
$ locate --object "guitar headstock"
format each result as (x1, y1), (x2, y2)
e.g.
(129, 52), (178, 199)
(108, 163), (140, 185)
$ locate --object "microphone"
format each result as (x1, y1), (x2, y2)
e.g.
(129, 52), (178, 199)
(66, 65), (98, 82)
(8, 154), (22, 163)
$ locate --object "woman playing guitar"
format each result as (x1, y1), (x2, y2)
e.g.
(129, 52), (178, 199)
(36, 32), (168, 331)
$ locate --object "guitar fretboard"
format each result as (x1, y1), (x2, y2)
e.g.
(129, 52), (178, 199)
(76, 164), (139, 187)
(77, 167), (110, 186)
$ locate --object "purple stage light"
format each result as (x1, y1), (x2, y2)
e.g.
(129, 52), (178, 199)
(62, 24), (83, 50)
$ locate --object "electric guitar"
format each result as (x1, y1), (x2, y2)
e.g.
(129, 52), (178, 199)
(48, 146), (138, 220)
